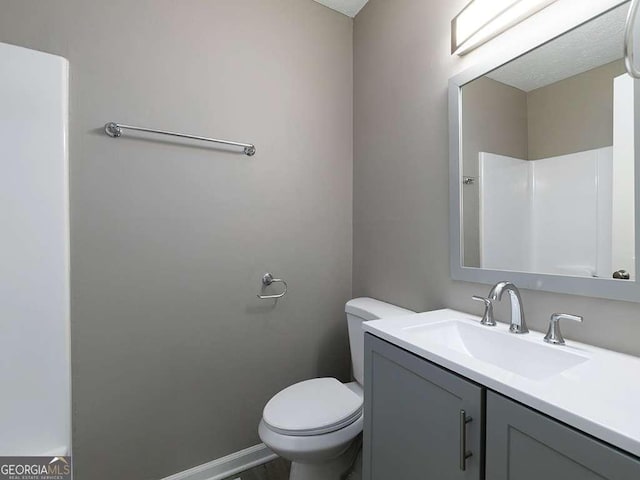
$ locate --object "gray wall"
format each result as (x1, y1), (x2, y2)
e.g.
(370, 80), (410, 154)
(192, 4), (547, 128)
(461, 77), (528, 267)
(528, 60), (626, 159)
(0, 1), (353, 479)
(353, 0), (640, 358)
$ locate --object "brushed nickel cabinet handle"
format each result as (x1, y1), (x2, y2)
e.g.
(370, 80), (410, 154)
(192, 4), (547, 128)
(460, 409), (473, 471)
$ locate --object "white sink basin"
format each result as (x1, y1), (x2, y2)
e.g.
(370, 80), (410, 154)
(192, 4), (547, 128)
(403, 320), (588, 380)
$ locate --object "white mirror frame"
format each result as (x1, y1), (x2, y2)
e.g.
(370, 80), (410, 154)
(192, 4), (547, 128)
(449, 0), (640, 302)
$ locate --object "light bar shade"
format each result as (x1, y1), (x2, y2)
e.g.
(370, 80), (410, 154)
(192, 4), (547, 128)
(452, 0), (558, 55)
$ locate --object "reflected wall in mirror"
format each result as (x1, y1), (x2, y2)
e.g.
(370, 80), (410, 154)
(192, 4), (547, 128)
(460, 2), (636, 281)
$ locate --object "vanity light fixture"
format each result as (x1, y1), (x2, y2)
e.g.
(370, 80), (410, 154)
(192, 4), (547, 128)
(452, 0), (558, 55)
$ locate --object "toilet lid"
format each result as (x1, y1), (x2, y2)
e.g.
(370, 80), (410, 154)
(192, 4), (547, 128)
(263, 378), (363, 436)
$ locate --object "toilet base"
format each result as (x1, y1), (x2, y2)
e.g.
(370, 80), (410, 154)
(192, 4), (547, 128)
(289, 436), (361, 480)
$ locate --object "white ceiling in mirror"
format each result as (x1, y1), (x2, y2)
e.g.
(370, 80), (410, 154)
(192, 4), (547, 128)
(312, 0), (369, 17)
(486, 3), (628, 92)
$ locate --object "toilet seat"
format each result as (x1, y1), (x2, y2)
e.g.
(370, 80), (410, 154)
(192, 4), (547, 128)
(262, 378), (363, 436)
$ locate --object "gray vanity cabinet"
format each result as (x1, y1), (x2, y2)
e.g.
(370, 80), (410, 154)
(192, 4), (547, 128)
(486, 391), (640, 480)
(363, 334), (483, 480)
(364, 334), (640, 480)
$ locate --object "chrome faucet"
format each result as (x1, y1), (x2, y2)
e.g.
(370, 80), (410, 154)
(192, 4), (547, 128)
(544, 313), (583, 345)
(488, 282), (529, 334)
(471, 295), (496, 326)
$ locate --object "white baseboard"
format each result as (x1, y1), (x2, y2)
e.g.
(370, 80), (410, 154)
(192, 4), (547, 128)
(160, 443), (278, 480)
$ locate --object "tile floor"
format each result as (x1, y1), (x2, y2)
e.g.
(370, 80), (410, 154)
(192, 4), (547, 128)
(222, 457), (290, 480)
(223, 449), (363, 480)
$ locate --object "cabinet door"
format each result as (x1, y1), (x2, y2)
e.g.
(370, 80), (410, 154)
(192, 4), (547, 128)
(486, 391), (640, 480)
(363, 334), (483, 480)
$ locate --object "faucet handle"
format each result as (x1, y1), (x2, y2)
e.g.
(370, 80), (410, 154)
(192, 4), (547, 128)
(472, 296), (497, 326)
(544, 313), (583, 345)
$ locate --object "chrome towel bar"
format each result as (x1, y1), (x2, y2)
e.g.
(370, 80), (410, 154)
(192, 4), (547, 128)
(257, 273), (287, 300)
(104, 122), (256, 156)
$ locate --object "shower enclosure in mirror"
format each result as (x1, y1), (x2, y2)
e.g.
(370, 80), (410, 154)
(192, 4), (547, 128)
(450, 1), (640, 302)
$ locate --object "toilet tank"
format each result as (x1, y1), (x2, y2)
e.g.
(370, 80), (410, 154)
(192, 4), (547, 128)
(346, 298), (414, 385)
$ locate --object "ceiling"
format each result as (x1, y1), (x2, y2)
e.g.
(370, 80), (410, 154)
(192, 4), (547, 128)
(486, 3), (628, 92)
(312, 0), (370, 17)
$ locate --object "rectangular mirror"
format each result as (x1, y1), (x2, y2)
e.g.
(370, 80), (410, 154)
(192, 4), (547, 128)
(450, 1), (640, 302)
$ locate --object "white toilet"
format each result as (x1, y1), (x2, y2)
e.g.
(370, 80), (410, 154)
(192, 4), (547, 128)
(258, 298), (414, 480)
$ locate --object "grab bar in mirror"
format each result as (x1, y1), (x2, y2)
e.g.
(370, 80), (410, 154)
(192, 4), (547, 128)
(624, 0), (640, 78)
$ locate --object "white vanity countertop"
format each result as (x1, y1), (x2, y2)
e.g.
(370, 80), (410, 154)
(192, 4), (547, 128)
(363, 309), (640, 458)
